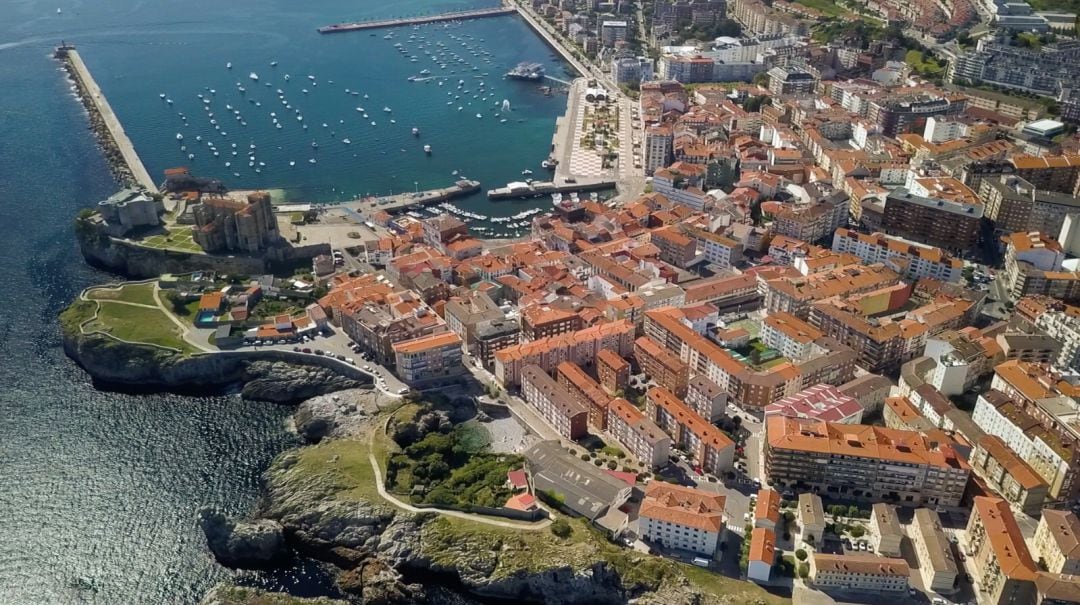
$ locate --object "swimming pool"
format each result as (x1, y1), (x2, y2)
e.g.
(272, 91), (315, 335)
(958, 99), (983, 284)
(195, 310), (216, 325)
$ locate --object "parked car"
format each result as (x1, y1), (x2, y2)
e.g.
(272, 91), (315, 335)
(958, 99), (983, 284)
(362, 365), (371, 371)
(292, 346), (300, 352)
(314, 349), (324, 356)
(301, 348), (312, 354)
(345, 357), (355, 365)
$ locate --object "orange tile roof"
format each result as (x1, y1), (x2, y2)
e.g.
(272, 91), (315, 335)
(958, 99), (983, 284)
(392, 331), (462, 354)
(648, 387), (735, 451)
(749, 527), (776, 563)
(766, 415), (969, 470)
(597, 348), (629, 372)
(973, 496), (1039, 581)
(977, 435), (1047, 491)
(641, 481), (725, 533)
(495, 320), (634, 364)
(199, 291), (224, 311)
(812, 553), (910, 576)
(764, 312), (824, 344)
(755, 489), (782, 524)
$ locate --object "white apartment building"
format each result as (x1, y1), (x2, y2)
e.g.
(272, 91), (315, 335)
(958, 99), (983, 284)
(971, 390), (1074, 500)
(644, 125), (673, 176)
(762, 312), (823, 361)
(606, 398), (672, 469)
(871, 503), (904, 558)
(639, 481), (725, 556)
(811, 553), (910, 592)
(1032, 509), (1080, 575)
(832, 228), (963, 283)
(1035, 310), (1080, 371)
(687, 227), (742, 269)
(910, 508), (960, 595)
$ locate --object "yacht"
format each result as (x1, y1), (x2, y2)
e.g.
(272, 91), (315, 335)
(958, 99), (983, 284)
(412, 127), (420, 136)
(226, 62), (232, 69)
(424, 144), (432, 154)
(383, 107), (392, 112)
(249, 72), (259, 81)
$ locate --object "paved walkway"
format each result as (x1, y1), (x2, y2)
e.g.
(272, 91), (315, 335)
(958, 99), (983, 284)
(367, 424), (552, 530)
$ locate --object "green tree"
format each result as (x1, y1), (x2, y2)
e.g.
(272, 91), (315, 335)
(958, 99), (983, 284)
(550, 519), (573, 539)
(798, 562), (810, 578)
(850, 525), (866, 538)
(795, 548), (808, 561)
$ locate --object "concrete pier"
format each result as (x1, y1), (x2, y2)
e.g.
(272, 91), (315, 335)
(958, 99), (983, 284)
(319, 6), (515, 33)
(343, 180), (481, 215)
(59, 47), (158, 193)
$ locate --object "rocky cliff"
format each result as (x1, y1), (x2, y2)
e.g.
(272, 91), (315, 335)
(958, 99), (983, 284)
(75, 217), (330, 279)
(62, 330), (366, 403)
(237, 397), (762, 605)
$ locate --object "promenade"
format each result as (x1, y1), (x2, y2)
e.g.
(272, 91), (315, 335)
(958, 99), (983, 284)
(509, 0), (588, 77)
(64, 49), (157, 193)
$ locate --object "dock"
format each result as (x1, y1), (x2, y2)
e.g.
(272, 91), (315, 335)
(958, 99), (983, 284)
(318, 6), (515, 33)
(344, 180), (481, 215)
(56, 46), (158, 193)
(487, 180), (615, 200)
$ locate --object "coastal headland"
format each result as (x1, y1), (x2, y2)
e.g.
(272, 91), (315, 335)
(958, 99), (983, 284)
(192, 390), (787, 605)
(50, 6), (742, 604)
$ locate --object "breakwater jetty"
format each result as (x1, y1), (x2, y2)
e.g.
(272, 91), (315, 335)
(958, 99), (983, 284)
(318, 6), (515, 33)
(54, 44), (158, 193)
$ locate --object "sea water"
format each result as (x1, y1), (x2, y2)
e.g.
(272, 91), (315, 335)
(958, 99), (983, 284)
(0, 0), (564, 602)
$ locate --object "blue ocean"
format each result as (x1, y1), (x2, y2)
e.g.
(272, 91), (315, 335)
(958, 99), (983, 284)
(0, 0), (567, 602)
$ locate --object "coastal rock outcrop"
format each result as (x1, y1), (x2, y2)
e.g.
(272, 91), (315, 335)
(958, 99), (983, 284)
(199, 584), (348, 605)
(241, 361), (363, 403)
(199, 508), (287, 568)
(293, 388), (380, 443)
(61, 329), (366, 403)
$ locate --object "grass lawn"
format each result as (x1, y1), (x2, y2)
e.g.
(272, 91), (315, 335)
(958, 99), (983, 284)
(86, 282), (158, 306)
(285, 435), (384, 504)
(84, 301), (194, 353)
(728, 318), (760, 339)
(682, 564), (790, 605)
(793, 0), (849, 17)
(137, 225), (205, 253)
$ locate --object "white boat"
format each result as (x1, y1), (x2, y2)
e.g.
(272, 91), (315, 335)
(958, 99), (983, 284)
(390, 119), (396, 124)
(159, 93), (166, 99)
(270, 61), (278, 67)
(412, 127), (420, 136)
(476, 113), (482, 119)
(176, 133), (183, 140)
(283, 74), (290, 81)
(309, 158), (317, 164)
(502, 99), (510, 111)
(226, 62), (232, 69)
(383, 107), (392, 112)
(424, 144), (432, 154)
(342, 138), (351, 144)
(371, 121), (376, 126)
(289, 160), (296, 166)
(249, 72), (259, 81)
